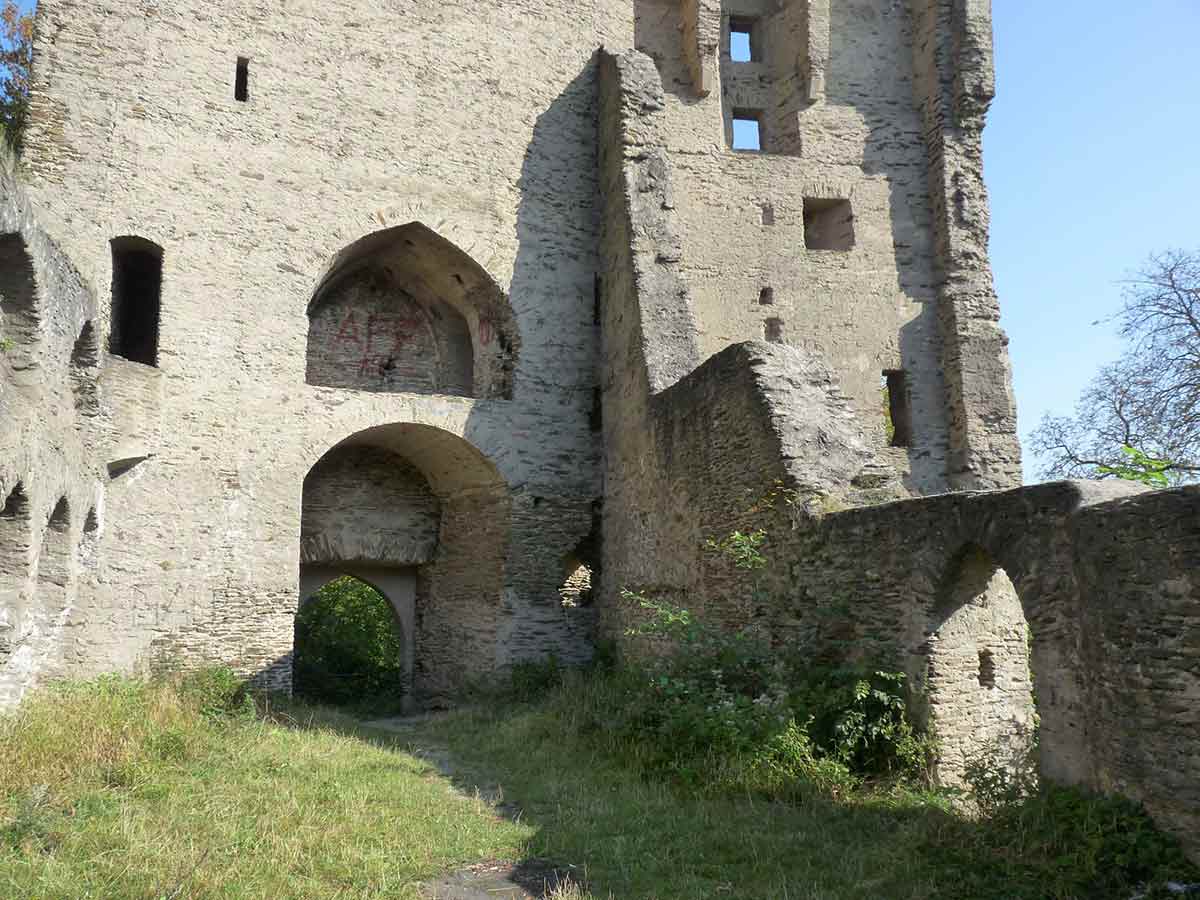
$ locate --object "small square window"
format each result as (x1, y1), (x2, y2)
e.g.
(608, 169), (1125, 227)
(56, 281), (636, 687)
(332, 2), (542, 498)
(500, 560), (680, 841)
(729, 18), (757, 62)
(732, 111), (762, 151)
(804, 198), (855, 250)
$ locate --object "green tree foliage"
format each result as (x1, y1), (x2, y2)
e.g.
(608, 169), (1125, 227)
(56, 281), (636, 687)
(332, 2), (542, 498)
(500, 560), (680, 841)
(0, 1), (33, 153)
(293, 576), (406, 708)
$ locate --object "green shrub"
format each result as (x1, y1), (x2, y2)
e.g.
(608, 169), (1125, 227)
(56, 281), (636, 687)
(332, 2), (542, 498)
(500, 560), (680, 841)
(293, 576), (407, 708)
(613, 592), (934, 790)
(506, 656), (565, 702)
(178, 665), (256, 720)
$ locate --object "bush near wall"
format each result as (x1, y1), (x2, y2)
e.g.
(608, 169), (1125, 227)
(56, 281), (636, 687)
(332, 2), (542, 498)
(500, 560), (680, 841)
(293, 576), (406, 708)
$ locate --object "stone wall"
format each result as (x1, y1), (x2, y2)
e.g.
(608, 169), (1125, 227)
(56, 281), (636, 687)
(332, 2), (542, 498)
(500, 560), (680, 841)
(12, 0), (619, 692)
(0, 144), (103, 706)
(3, 0), (1195, 865)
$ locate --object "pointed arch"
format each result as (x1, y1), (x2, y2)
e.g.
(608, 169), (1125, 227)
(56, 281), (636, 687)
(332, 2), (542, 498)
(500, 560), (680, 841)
(306, 223), (519, 400)
(39, 497), (73, 589)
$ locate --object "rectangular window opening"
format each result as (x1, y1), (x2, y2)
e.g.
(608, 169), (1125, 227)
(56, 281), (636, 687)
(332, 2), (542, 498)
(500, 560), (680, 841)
(764, 317), (785, 344)
(729, 17), (758, 63)
(732, 110), (763, 152)
(235, 57), (250, 103)
(804, 198), (856, 251)
(883, 370), (912, 448)
(110, 237), (163, 367)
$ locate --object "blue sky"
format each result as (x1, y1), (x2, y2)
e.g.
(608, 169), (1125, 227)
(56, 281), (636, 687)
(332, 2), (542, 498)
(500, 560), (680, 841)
(13, 0), (1197, 480)
(988, 1), (1199, 480)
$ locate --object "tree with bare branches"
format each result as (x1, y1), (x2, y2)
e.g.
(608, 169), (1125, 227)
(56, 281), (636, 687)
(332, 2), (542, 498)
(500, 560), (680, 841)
(1030, 249), (1200, 485)
(0, 0), (33, 152)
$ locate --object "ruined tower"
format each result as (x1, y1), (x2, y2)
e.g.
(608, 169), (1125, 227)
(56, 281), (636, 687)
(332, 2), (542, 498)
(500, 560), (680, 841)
(1, 0), (1197, 859)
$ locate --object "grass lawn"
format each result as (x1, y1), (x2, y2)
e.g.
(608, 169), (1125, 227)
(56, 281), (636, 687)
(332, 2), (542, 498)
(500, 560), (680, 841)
(417, 684), (1198, 900)
(0, 675), (529, 899)
(0, 670), (1195, 899)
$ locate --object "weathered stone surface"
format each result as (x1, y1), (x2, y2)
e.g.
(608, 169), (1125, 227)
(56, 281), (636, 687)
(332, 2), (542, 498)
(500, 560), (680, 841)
(1, 0), (1195, 864)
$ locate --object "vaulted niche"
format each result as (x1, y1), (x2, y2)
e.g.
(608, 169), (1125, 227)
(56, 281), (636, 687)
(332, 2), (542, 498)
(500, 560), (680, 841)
(306, 224), (519, 400)
(0, 233), (40, 366)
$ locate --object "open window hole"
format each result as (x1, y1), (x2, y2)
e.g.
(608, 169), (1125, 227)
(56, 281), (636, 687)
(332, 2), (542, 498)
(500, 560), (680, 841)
(110, 237), (163, 367)
(235, 57), (250, 102)
(882, 370), (912, 448)
(732, 111), (763, 152)
(764, 317), (785, 344)
(978, 649), (997, 688)
(804, 198), (855, 251)
(729, 17), (759, 62)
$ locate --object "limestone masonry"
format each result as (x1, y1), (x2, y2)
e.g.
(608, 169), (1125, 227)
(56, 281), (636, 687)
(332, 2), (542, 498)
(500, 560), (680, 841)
(0, 0), (1196, 859)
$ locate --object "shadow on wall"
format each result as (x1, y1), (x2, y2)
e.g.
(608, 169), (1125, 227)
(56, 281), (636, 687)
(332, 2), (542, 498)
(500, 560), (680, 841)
(199, 60), (604, 709)
(627, 0), (949, 493)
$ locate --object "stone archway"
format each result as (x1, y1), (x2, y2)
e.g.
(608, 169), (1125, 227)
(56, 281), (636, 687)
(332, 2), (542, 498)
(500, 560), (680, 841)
(299, 423), (510, 705)
(924, 544), (1037, 789)
(305, 223), (519, 399)
(296, 568), (416, 711)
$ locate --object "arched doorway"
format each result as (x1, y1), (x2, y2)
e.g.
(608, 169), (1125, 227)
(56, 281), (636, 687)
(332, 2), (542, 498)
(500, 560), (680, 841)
(294, 573), (412, 711)
(299, 423), (511, 706)
(925, 544), (1038, 788)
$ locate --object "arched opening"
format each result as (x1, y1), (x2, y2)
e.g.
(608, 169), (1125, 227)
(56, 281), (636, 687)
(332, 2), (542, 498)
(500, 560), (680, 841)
(0, 481), (31, 579)
(299, 423), (511, 707)
(293, 575), (409, 710)
(559, 556), (594, 608)
(110, 236), (163, 367)
(925, 545), (1037, 790)
(0, 233), (39, 366)
(306, 223), (518, 399)
(70, 321), (101, 415)
(39, 498), (72, 589)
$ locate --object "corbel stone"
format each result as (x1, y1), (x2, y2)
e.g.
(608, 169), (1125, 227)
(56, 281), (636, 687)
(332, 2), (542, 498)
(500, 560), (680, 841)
(798, 0), (830, 103)
(681, 0), (722, 97)
(952, 0), (996, 126)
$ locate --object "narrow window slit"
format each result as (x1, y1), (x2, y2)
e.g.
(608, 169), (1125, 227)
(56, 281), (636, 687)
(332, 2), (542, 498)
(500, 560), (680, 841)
(764, 317), (785, 344)
(882, 370), (912, 448)
(235, 57), (250, 103)
(978, 649), (997, 688)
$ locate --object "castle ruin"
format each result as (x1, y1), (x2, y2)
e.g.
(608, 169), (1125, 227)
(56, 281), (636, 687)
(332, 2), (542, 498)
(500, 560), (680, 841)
(1, 0), (1196, 859)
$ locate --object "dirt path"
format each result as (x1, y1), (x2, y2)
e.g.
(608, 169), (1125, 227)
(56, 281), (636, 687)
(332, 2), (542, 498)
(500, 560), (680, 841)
(361, 715), (581, 900)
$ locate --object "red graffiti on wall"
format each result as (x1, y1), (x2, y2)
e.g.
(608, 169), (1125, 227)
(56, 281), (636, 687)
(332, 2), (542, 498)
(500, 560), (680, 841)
(330, 309), (427, 380)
